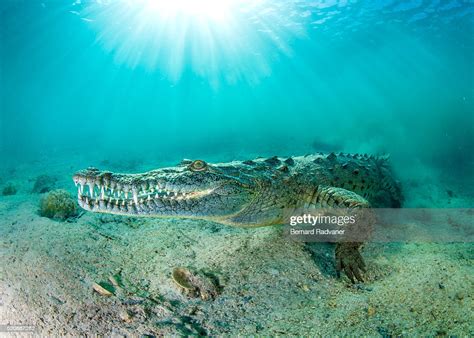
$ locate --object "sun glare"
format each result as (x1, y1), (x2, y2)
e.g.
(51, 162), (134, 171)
(78, 0), (306, 86)
(143, 0), (235, 22)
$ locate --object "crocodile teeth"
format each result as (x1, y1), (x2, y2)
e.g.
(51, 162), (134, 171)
(89, 183), (95, 197)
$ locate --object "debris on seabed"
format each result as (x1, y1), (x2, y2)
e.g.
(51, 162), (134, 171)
(172, 267), (220, 301)
(92, 282), (114, 297)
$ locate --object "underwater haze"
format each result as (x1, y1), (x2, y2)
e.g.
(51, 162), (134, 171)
(1, 0), (473, 180)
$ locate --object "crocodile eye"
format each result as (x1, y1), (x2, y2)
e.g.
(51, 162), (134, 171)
(189, 160), (207, 172)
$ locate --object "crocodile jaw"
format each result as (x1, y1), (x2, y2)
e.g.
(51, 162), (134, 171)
(74, 181), (215, 216)
(72, 167), (252, 218)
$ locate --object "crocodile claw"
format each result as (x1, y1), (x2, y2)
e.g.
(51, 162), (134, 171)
(335, 243), (367, 283)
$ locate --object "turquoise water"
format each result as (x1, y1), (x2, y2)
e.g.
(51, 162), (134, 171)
(1, 0), (473, 177)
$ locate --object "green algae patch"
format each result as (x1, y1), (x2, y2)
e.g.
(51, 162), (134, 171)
(39, 189), (78, 220)
(2, 183), (17, 196)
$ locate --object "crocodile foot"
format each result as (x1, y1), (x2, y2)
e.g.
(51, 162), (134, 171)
(335, 243), (367, 283)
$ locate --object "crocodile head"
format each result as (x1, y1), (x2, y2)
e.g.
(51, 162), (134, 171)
(72, 159), (260, 224)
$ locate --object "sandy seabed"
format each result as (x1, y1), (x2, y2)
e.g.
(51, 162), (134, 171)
(0, 157), (472, 336)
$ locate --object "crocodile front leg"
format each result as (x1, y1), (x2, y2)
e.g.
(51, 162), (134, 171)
(335, 242), (366, 283)
(310, 186), (374, 283)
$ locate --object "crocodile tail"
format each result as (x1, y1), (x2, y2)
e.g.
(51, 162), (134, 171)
(376, 154), (403, 208)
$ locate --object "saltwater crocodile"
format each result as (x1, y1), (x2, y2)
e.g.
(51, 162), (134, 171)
(73, 153), (402, 283)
